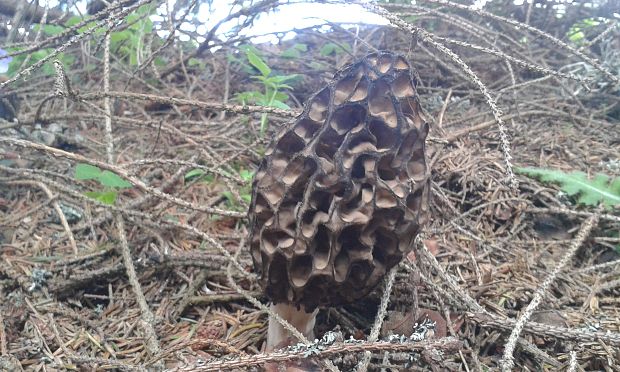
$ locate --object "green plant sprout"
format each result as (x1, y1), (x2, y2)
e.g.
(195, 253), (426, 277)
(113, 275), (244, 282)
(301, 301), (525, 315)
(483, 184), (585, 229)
(75, 163), (132, 205)
(517, 167), (620, 208)
(184, 168), (215, 183)
(5, 4), (157, 77)
(185, 167), (253, 212)
(235, 49), (298, 136)
(281, 43), (308, 59)
(221, 169), (253, 211)
(566, 17), (605, 45)
(319, 42), (351, 57)
(108, 4), (157, 66)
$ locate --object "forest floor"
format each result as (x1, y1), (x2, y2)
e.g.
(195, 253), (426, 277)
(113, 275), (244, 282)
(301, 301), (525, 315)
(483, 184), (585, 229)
(1, 17), (619, 372)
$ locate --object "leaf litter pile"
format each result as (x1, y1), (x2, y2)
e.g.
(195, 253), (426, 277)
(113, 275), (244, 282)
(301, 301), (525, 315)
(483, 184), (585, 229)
(0, 1), (619, 371)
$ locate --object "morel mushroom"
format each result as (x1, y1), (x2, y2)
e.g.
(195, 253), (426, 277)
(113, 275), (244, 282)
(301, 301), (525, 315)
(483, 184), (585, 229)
(248, 51), (430, 351)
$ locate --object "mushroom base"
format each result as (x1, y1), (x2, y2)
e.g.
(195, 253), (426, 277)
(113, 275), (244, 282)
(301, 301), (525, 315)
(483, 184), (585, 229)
(266, 302), (319, 351)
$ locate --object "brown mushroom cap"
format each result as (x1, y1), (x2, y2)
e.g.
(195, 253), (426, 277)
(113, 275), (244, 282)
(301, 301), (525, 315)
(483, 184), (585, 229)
(248, 51), (430, 311)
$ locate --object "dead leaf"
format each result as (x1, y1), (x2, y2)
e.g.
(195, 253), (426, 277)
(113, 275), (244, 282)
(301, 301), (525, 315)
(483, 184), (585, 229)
(449, 313), (465, 334)
(494, 205), (512, 221)
(381, 308), (454, 340)
(381, 310), (416, 337)
(424, 239), (439, 256)
(532, 214), (572, 240)
(418, 309), (447, 339)
(530, 310), (568, 328)
(195, 320), (226, 340)
(478, 263), (495, 284)
(406, 250), (417, 264)
(589, 296), (599, 313)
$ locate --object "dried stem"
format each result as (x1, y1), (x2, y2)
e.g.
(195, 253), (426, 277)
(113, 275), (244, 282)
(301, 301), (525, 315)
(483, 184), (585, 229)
(355, 266), (398, 372)
(103, 28), (163, 370)
(170, 337), (462, 371)
(500, 211), (600, 371)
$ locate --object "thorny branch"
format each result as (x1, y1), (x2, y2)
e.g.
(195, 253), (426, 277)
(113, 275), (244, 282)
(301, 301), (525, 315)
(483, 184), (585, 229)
(102, 29), (164, 370)
(171, 337), (462, 371)
(500, 211), (600, 370)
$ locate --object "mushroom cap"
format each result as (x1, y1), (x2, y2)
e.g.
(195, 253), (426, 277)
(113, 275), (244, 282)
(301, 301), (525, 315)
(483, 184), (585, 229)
(248, 51), (431, 311)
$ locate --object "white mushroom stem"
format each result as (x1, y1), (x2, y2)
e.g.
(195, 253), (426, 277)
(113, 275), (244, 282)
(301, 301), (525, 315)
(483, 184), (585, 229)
(267, 303), (319, 351)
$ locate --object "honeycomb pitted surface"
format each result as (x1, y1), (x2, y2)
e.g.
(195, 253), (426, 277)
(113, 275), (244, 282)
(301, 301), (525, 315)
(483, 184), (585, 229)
(248, 51), (430, 311)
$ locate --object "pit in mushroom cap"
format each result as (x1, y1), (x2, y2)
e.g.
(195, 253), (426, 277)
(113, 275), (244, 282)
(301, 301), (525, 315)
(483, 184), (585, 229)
(249, 51), (431, 313)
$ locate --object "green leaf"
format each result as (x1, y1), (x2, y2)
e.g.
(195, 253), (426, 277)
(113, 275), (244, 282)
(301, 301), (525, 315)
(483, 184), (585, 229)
(78, 21), (98, 34)
(281, 48), (300, 59)
(281, 43), (308, 58)
(117, 46), (132, 59)
(130, 15), (153, 33)
(320, 42), (350, 56)
(255, 96), (270, 106)
(309, 61), (325, 71)
(85, 191), (118, 205)
(227, 53), (243, 64)
(75, 163), (102, 180)
(42, 62), (56, 76)
(35, 24), (65, 36)
(295, 43), (308, 52)
(185, 168), (205, 180)
(239, 44), (260, 55)
(184, 168), (214, 183)
(246, 50), (271, 77)
(228, 50), (254, 73)
(569, 31), (585, 43)
(6, 57), (24, 77)
(239, 169), (254, 182)
(265, 74), (299, 84)
(275, 83), (293, 90)
(320, 44), (336, 56)
(269, 100), (290, 109)
(111, 30), (130, 44)
(188, 58), (202, 67)
(59, 53), (75, 68)
(98, 171), (132, 189)
(236, 91), (264, 104)
(129, 50), (138, 66)
(273, 91), (289, 102)
(567, 17), (604, 44)
(516, 167), (620, 208)
(64, 16), (83, 27)
(154, 56), (166, 66)
(144, 19), (154, 33)
(222, 191), (234, 204)
(31, 50), (49, 62)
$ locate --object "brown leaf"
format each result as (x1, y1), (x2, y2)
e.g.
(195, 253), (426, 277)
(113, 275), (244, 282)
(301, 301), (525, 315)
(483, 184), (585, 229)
(195, 320), (226, 340)
(381, 308), (454, 340)
(381, 310), (416, 337)
(532, 214), (572, 240)
(530, 310), (567, 328)
(449, 313), (465, 334)
(418, 309), (447, 339)
(406, 250), (417, 264)
(408, 239), (439, 263)
(478, 263), (495, 284)
(493, 204), (513, 221)
(424, 239), (439, 256)
(589, 296), (600, 313)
